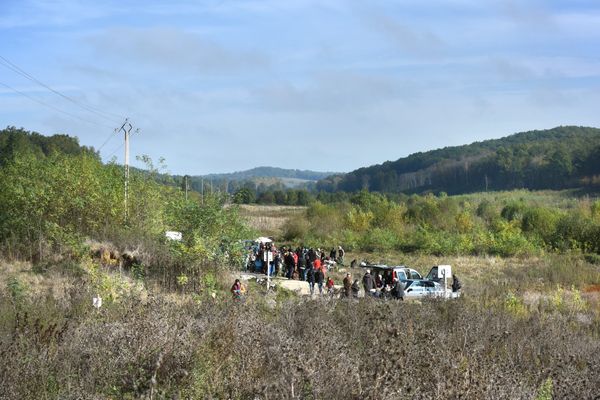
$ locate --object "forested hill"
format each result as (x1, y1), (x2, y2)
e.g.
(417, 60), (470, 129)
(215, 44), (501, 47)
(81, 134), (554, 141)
(0, 126), (98, 165)
(174, 166), (338, 194)
(197, 166), (336, 181)
(317, 126), (600, 194)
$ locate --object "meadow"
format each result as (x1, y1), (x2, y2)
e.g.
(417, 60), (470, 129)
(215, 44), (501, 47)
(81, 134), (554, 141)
(2, 173), (600, 398)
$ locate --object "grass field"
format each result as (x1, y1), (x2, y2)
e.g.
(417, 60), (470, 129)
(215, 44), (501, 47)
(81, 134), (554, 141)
(455, 188), (599, 209)
(238, 204), (306, 238)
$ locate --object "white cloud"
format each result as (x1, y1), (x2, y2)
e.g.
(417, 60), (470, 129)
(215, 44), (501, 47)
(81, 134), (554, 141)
(86, 27), (269, 74)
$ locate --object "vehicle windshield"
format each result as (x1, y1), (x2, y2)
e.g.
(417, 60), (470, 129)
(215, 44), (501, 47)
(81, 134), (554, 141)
(426, 267), (438, 280)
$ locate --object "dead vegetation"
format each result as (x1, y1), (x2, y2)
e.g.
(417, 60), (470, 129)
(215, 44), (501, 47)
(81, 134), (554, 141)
(239, 205), (307, 237)
(1, 255), (600, 399)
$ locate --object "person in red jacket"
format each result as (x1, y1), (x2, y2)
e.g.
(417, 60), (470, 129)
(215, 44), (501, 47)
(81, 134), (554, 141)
(326, 276), (335, 297)
(230, 279), (242, 300)
(313, 258), (322, 272)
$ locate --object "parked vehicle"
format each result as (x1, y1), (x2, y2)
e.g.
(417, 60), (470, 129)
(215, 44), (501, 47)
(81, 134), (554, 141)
(404, 279), (445, 298)
(365, 264), (423, 286)
(425, 265), (452, 283)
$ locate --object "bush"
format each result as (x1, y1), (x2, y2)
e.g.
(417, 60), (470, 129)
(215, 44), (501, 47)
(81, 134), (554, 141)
(359, 228), (399, 252)
(521, 206), (560, 242)
(1, 268), (600, 399)
(282, 215), (310, 241)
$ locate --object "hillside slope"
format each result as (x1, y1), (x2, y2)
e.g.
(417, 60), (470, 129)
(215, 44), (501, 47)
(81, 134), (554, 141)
(0, 126), (98, 165)
(199, 166), (336, 181)
(317, 126), (600, 194)
(176, 166), (338, 193)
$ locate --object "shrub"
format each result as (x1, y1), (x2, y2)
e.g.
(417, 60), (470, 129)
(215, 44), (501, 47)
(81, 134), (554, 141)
(282, 215), (310, 241)
(535, 378), (553, 400)
(501, 200), (526, 221)
(521, 206), (560, 242)
(359, 228), (399, 252)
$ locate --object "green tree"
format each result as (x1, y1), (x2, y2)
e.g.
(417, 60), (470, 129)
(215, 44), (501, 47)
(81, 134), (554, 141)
(233, 188), (255, 204)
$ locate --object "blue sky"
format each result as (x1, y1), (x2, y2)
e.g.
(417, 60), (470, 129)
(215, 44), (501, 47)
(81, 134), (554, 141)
(1, 0), (599, 175)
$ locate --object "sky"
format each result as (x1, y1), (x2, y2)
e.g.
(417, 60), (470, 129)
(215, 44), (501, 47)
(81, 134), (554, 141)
(1, 0), (599, 175)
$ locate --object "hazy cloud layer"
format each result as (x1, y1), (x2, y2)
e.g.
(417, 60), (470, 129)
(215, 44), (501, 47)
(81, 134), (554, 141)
(87, 27), (269, 74)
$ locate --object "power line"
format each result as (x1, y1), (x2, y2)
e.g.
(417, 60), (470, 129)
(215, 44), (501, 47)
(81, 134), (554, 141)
(105, 142), (124, 160)
(0, 55), (124, 124)
(96, 127), (120, 152)
(0, 81), (116, 130)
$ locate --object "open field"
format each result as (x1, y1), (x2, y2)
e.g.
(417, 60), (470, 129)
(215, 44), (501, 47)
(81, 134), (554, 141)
(238, 204), (307, 238)
(2, 194), (600, 398)
(454, 189), (599, 210)
(2, 252), (600, 399)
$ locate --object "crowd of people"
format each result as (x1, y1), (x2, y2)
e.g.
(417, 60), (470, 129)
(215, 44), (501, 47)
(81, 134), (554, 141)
(246, 241), (344, 283)
(237, 239), (462, 300)
(352, 269), (406, 300)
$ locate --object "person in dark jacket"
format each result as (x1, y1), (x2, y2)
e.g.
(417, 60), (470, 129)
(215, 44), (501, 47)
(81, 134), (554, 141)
(363, 270), (374, 296)
(391, 278), (404, 300)
(308, 248), (317, 264)
(351, 279), (360, 298)
(315, 268), (325, 295)
(284, 251), (295, 279)
(307, 266), (316, 296)
(343, 273), (352, 298)
(452, 274), (462, 292)
(298, 251), (308, 281)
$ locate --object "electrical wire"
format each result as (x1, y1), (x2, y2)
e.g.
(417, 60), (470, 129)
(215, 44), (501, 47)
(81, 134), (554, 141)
(0, 81), (116, 130)
(105, 142), (124, 161)
(0, 55), (124, 124)
(96, 128), (120, 152)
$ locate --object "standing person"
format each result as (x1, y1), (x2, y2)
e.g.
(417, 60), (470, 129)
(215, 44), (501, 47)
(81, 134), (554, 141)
(326, 276), (335, 297)
(313, 257), (322, 273)
(292, 250), (299, 271)
(330, 247), (337, 260)
(452, 274), (462, 293)
(343, 273), (352, 298)
(338, 246), (345, 265)
(284, 250), (295, 279)
(363, 269), (374, 297)
(308, 248), (317, 265)
(351, 279), (360, 298)
(298, 250), (308, 281)
(391, 278), (404, 300)
(375, 273), (384, 289)
(307, 265), (316, 296)
(315, 267), (325, 296)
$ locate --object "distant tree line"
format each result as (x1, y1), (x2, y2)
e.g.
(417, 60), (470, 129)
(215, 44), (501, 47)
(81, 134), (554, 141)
(317, 126), (600, 194)
(0, 126), (98, 165)
(281, 189), (600, 258)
